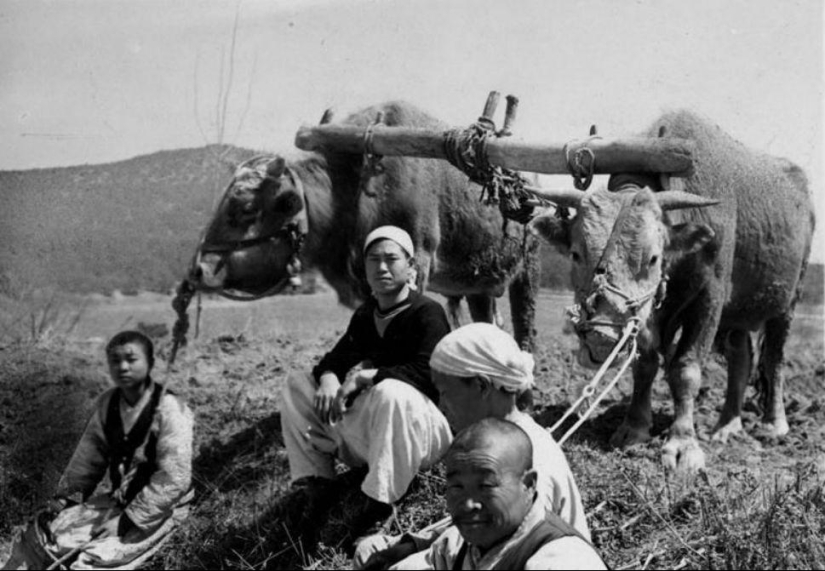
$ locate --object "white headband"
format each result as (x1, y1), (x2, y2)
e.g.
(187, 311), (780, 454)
(364, 226), (415, 258)
(430, 323), (535, 392)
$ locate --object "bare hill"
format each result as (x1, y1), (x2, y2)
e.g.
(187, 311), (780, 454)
(0, 145), (259, 295)
(0, 147), (820, 301)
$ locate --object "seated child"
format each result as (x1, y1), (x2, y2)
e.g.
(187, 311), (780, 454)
(2, 331), (194, 570)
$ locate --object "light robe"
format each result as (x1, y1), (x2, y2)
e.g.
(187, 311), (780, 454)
(3, 384), (194, 570)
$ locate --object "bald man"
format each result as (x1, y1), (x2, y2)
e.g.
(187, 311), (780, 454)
(354, 324), (589, 569)
(399, 418), (605, 570)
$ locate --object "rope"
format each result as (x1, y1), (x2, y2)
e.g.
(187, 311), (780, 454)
(359, 121), (386, 198)
(442, 123), (536, 225)
(563, 135), (602, 190)
(549, 317), (641, 445)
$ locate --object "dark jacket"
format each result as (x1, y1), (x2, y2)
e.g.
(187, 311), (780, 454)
(312, 291), (450, 402)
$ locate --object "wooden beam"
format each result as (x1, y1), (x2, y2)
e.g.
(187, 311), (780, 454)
(294, 124), (695, 176)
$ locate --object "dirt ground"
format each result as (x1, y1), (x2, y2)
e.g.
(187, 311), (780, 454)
(1, 290), (823, 568)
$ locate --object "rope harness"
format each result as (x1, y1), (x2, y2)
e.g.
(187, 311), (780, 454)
(442, 121), (536, 226)
(169, 160), (309, 363)
(551, 237), (668, 443)
(563, 134), (602, 191)
(549, 316), (641, 446)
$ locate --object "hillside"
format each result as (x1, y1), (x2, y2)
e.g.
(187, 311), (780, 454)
(0, 148), (821, 300)
(0, 145), (260, 295)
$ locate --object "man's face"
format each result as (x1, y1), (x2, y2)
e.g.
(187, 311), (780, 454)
(432, 371), (485, 431)
(364, 239), (411, 297)
(107, 342), (151, 392)
(444, 444), (536, 550)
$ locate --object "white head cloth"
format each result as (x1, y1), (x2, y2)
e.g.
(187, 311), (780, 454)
(430, 323), (535, 392)
(364, 226), (415, 258)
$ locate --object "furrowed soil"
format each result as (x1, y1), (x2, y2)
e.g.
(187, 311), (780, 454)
(1, 290), (823, 569)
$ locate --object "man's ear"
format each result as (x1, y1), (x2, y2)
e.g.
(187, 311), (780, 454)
(522, 469), (538, 492)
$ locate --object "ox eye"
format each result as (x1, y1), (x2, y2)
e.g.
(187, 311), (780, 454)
(571, 252), (581, 264)
(649, 255), (659, 267)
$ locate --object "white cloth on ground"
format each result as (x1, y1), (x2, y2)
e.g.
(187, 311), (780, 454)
(281, 371), (452, 504)
(429, 323), (535, 392)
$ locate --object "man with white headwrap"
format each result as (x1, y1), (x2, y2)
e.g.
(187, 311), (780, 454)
(281, 226), (452, 538)
(354, 323), (590, 570)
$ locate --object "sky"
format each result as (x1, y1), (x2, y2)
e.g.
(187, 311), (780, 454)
(1, 0), (823, 261)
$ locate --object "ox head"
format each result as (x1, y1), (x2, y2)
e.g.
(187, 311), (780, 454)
(189, 154), (309, 299)
(532, 185), (718, 368)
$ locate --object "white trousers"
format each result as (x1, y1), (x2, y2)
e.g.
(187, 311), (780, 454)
(281, 372), (452, 504)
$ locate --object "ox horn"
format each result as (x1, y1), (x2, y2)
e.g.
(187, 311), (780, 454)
(524, 185), (584, 208)
(266, 156), (286, 179)
(655, 190), (720, 211)
(320, 108), (335, 124)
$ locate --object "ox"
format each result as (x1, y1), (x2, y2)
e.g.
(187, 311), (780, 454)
(533, 110), (815, 471)
(187, 101), (540, 349)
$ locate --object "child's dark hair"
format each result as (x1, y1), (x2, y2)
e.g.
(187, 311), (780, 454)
(106, 330), (155, 368)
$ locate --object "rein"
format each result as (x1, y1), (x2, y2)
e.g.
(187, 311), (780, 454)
(549, 317), (641, 445)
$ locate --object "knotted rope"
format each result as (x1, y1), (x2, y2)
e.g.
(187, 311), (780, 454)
(563, 134), (602, 190)
(442, 122), (537, 225)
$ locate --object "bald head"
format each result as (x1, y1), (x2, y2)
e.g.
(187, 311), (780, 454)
(447, 417), (533, 475)
(444, 418), (537, 550)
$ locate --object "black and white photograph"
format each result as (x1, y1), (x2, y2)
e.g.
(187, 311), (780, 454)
(1, 0), (823, 569)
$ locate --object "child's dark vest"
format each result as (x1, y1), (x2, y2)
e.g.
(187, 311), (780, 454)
(451, 510), (608, 570)
(104, 383), (167, 505)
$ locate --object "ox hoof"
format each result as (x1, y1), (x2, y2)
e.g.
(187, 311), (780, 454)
(759, 418), (790, 439)
(609, 422), (651, 448)
(661, 438), (705, 472)
(711, 417), (743, 444)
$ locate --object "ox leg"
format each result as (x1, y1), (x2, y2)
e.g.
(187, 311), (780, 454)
(756, 314), (791, 437)
(662, 355), (706, 472)
(712, 329), (751, 443)
(508, 241), (540, 352)
(610, 347), (659, 447)
(446, 296), (466, 329)
(466, 294), (496, 323)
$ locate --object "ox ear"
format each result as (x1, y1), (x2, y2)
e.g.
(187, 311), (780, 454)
(266, 157), (286, 180)
(667, 223), (715, 256)
(529, 210), (572, 253)
(655, 190), (720, 211)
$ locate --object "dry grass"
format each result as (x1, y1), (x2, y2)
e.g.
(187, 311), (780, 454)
(1, 292), (823, 569)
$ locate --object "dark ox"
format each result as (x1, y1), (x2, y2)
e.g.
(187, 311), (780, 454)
(533, 110), (815, 471)
(188, 101), (540, 349)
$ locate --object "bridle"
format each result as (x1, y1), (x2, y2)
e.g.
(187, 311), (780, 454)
(190, 162), (309, 302)
(565, 185), (669, 338)
(566, 272), (667, 335)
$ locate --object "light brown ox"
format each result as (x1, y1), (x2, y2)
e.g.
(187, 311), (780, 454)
(188, 101), (541, 350)
(532, 110), (815, 471)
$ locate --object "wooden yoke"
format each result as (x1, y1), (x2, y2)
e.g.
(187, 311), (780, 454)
(294, 93), (696, 178)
